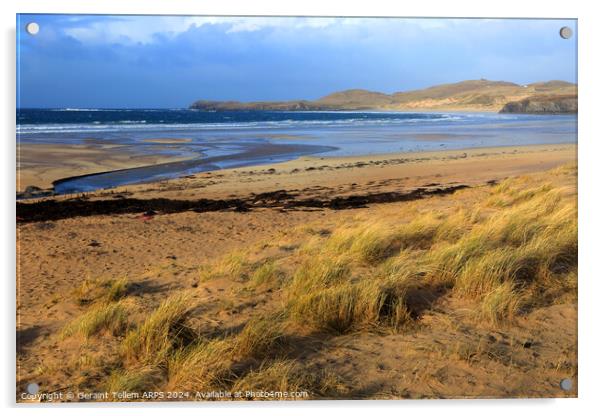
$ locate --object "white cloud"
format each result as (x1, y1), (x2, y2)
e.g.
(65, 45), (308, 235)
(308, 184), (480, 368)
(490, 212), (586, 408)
(60, 16), (449, 44)
(60, 16), (560, 46)
(63, 16), (216, 44)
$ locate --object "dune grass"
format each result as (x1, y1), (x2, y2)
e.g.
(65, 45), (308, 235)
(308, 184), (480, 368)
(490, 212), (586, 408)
(478, 281), (524, 325)
(104, 367), (160, 398)
(231, 315), (285, 360)
(323, 214), (446, 265)
(72, 276), (129, 306)
(166, 317), (286, 390)
(288, 257), (351, 296)
(249, 260), (283, 288)
(121, 293), (192, 365)
(53, 165), (577, 397)
(231, 359), (307, 397)
(60, 300), (129, 339)
(105, 277), (129, 302)
(232, 359), (344, 399)
(199, 251), (251, 282)
(286, 172), (576, 328)
(166, 339), (233, 391)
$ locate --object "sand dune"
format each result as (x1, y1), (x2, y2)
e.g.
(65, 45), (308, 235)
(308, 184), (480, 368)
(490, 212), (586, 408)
(17, 143), (576, 401)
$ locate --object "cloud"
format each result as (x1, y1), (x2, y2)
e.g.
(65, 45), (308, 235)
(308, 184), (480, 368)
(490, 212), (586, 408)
(52, 15), (478, 45)
(57, 16), (359, 44)
(17, 15), (577, 108)
(61, 16), (213, 44)
(24, 14), (577, 48)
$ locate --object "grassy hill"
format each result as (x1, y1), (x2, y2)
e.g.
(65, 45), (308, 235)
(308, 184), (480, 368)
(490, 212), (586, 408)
(190, 79), (577, 113)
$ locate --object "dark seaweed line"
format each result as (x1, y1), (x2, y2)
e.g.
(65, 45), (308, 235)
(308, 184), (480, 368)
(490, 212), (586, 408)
(16, 185), (469, 223)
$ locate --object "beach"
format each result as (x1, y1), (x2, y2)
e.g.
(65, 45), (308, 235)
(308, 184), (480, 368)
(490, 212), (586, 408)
(17, 142), (196, 193)
(16, 109), (576, 196)
(17, 142), (577, 399)
(83, 143), (576, 201)
(14, 13), (581, 404)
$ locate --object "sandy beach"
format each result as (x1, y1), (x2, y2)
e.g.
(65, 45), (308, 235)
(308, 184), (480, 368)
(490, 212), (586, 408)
(18, 142), (575, 200)
(17, 143), (577, 400)
(102, 143), (576, 201)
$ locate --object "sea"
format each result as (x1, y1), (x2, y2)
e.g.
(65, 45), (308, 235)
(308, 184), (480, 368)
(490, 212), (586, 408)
(17, 109), (577, 194)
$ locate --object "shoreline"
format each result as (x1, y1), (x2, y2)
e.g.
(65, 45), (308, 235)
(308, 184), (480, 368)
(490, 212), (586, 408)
(79, 142), (578, 200)
(16, 142), (198, 193)
(17, 112), (577, 195)
(18, 143), (576, 208)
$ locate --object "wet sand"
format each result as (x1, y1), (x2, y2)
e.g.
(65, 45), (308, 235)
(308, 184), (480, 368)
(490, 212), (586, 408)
(73, 143), (576, 201)
(17, 143), (195, 192)
(17, 141), (336, 195)
(141, 138), (193, 144)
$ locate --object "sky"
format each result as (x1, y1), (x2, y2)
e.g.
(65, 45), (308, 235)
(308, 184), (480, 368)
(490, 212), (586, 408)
(16, 15), (577, 108)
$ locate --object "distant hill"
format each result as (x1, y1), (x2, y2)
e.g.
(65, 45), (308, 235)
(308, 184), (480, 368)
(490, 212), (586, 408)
(190, 79), (577, 113)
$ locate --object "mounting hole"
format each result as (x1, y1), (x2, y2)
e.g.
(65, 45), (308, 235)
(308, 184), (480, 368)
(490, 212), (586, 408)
(559, 26), (573, 39)
(26, 22), (40, 35)
(560, 378), (573, 391)
(26, 382), (40, 394)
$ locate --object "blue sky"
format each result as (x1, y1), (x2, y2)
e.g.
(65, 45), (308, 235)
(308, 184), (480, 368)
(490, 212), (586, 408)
(16, 15), (577, 108)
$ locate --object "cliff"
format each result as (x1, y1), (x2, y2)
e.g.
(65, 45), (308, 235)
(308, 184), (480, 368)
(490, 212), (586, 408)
(499, 95), (577, 114)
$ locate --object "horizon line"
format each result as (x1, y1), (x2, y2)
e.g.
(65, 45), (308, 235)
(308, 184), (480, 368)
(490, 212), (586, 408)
(16, 78), (578, 110)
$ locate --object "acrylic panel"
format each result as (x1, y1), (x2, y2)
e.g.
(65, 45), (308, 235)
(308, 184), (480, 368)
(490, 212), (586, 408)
(16, 15), (578, 402)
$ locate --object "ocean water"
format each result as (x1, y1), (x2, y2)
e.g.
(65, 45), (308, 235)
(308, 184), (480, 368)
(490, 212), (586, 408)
(17, 109), (577, 194)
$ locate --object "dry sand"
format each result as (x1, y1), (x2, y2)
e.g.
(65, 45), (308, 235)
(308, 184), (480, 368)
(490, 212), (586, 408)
(16, 143), (577, 400)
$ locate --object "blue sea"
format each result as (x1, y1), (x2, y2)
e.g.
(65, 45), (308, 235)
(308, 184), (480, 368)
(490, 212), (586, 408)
(17, 109), (577, 194)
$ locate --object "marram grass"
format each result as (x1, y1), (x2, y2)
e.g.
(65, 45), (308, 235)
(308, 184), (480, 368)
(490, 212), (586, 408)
(56, 165), (577, 394)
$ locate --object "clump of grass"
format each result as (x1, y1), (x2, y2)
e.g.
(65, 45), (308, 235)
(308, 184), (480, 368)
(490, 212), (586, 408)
(288, 283), (370, 334)
(289, 257), (350, 296)
(232, 359), (345, 399)
(166, 316), (286, 391)
(61, 301), (129, 339)
(425, 235), (489, 287)
(199, 251), (250, 282)
(325, 223), (398, 264)
(549, 162), (577, 176)
(287, 276), (416, 334)
(122, 293), (192, 365)
(376, 278), (419, 330)
(483, 192), (562, 246)
(72, 276), (129, 305)
(249, 260), (282, 288)
(72, 277), (104, 305)
(105, 277), (129, 302)
(104, 367), (160, 398)
(487, 180), (552, 208)
(540, 269), (577, 305)
(454, 247), (539, 297)
(323, 215), (445, 265)
(231, 315), (285, 360)
(376, 250), (421, 280)
(231, 359), (306, 398)
(428, 187), (574, 278)
(478, 282), (524, 325)
(166, 339), (233, 391)
(393, 213), (447, 250)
